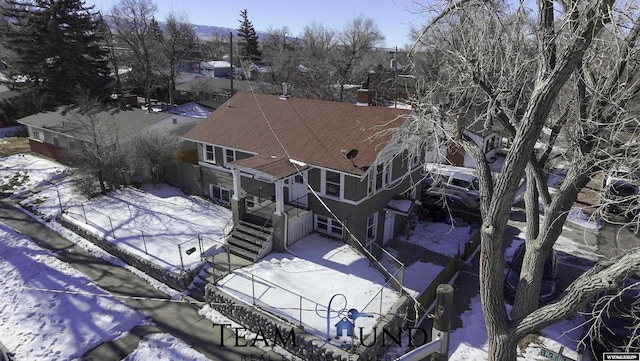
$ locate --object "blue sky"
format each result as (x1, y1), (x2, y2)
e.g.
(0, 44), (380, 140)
(85, 0), (425, 48)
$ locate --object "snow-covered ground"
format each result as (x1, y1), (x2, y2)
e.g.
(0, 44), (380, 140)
(0, 152), (608, 360)
(217, 233), (403, 343)
(123, 333), (212, 361)
(406, 221), (474, 257)
(0, 222), (145, 360)
(0, 153), (66, 198)
(60, 185), (232, 272)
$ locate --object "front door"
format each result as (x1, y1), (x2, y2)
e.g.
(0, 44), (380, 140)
(290, 172), (308, 207)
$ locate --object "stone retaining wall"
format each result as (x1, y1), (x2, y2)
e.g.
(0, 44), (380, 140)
(58, 214), (201, 291)
(205, 284), (414, 360)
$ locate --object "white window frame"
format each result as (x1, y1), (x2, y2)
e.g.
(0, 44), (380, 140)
(204, 144), (215, 163)
(32, 128), (44, 141)
(225, 148), (236, 166)
(323, 170), (343, 199)
(210, 184), (230, 204)
(315, 215), (343, 238)
(52, 134), (59, 147)
(371, 163), (391, 193)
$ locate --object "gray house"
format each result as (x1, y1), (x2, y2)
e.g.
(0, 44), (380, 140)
(18, 106), (204, 163)
(182, 90), (425, 261)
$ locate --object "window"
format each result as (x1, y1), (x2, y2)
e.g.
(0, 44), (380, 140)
(204, 145), (215, 162)
(374, 164), (391, 191)
(366, 213), (377, 243)
(325, 170), (342, 197)
(315, 215), (343, 238)
(32, 129), (43, 141)
(225, 149), (236, 165)
(210, 184), (230, 204)
(52, 134), (59, 147)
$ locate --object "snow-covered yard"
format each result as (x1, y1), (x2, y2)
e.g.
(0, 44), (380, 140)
(1, 153), (232, 273)
(0, 153), (66, 198)
(0, 222), (145, 360)
(59, 185), (232, 272)
(217, 233), (404, 343)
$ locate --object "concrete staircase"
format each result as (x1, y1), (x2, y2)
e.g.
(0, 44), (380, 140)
(227, 217), (273, 262)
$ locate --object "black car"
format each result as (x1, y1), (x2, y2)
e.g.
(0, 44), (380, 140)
(585, 277), (640, 359)
(604, 180), (639, 220)
(504, 242), (558, 304)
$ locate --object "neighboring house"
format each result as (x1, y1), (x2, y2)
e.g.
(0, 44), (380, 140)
(444, 105), (500, 168)
(17, 106), (203, 163)
(181, 89), (424, 261)
(174, 76), (257, 109)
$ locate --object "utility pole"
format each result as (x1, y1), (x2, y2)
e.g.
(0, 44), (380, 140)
(394, 46), (398, 109)
(229, 31), (234, 105)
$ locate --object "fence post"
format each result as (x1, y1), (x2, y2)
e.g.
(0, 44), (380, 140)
(430, 284), (453, 361)
(227, 243), (231, 273)
(109, 217), (116, 238)
(198, 234), (203, 260)
(252, 273), (255, 305)
(56, 188), (62, 214)
(81, 204), (87, 224)
(141, 231), (148, 254)
(179, 244), (184, 272)
(380, 288), (383, 317)
(299, 296), (303, 328)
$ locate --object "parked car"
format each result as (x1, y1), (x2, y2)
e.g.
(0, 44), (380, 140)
(424, 171), (481, 201)
(604, 180), (639, 216)
(444, 172), (480, 200)
(422, 187), (480, 211)
(585, 276), (640, 359)
(504, 242), (558, 304)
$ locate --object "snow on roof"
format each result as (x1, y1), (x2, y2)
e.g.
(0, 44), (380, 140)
(387, 198), (413, 213)
(167, 102), (213, 119)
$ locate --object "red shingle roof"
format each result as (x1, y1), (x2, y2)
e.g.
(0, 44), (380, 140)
(182, 92), (411, 176)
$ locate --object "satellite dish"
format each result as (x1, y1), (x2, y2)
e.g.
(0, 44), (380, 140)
(343, 149), (358, 161)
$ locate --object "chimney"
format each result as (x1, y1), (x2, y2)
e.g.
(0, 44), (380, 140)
(356, 89), (374, 106)
(279, 82), (290, 99)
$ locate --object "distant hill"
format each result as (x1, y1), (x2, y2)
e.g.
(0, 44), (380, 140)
(190, 24), (270, 41)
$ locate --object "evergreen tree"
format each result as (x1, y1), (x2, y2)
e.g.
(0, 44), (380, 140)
(1, 0), (111, 108)
(237, 9), (261, 62)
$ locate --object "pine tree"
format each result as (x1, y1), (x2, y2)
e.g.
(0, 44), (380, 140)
(1, 0), (111, 108)
(237, 9), (261, 62)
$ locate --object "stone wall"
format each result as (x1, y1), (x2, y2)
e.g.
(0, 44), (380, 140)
(58, 215), (201, 291)
(205, 284), (414, 360)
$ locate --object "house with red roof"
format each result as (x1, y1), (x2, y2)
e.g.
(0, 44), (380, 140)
(181, 89), (425, 261)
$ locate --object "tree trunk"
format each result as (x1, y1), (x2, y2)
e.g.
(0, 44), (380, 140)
(487, 332), (519, 361)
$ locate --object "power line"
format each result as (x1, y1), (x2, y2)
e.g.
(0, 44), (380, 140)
(233, 49), (422, 320)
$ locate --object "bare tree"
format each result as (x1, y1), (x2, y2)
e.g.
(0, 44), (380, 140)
(260, 26), (299, 85)
(400, 0), (640, 359)
(110, 0), (160, 108)
(153, 12), (196, 106)
(330, 16), (384, 102)
(130, 130), (179, 183)
(294, 22), (337, 100)
(66, 96), (127, 195)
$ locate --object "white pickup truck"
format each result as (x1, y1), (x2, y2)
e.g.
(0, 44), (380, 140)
(422, 172), (480, 209)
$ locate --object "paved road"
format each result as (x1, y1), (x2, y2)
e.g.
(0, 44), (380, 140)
(0, 199), (281, 361)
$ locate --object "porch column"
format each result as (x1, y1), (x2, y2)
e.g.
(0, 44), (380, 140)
(230, 167), (245, 226)
(274, 179), (284, 215)
(272, 179), (286, 252)
(231, 168), (242, 201)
